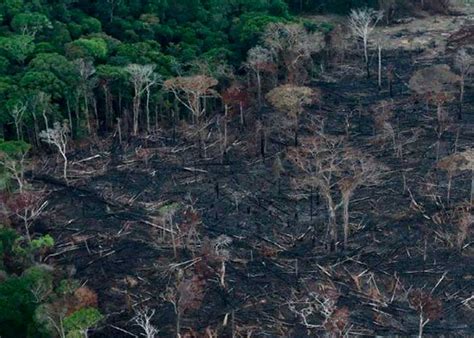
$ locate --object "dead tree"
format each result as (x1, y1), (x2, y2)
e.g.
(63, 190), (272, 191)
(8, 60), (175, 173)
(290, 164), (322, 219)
(263, 23), (324, 84)
(454, 48), (473, 118)
(409, 65), (460, 160)
(39, 121), (70, 181)
(437, 149), (474, 206)
(164, 75), (218, 125)
(348, 8), (384, 79)
(338, 149), (386, 247)
(75, 59), (96, 135)
(245, 46), (275, 110)
(164, 75), (218, 156)
(374, 35), (388, 90)
(266, 85), (318, 146)
(4, 191), (48, 243)
(133, 307), (158, 338)
(126, 64), (158, 135)
(222, 83), (249, 127)
(408, 289), (442, 338)
(9, 102), (27, 140)
(288, 135), (386, 249)
(0, 141), (30, 192)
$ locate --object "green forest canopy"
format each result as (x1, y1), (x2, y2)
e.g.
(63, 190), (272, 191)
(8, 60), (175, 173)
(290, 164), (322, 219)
(0, 0), (378, 140)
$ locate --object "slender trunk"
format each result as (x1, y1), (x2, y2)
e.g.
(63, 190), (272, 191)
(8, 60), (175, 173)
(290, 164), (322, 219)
(146, 87), (151, 133)
(117, 118), (122, 144)
(42, 109), (49, 131)
(256, 71), (262, 110)
(418, 313), (424, 338)
(133, 93), (141, 136)
(342, 195), (350, 249)
(103, 84), (112, 130)
(66, 98), (73, 137)
(84, 88), (91, 134)
(364, 37), (370, 79)
(326, 194), (337, 250)
(447, 171), (453, 206)
(239, 101), (244, 126)
(470, 170), (474, 207)
(15, 120), (21, 141)
(378, 44), (382, 89)
(61, 152), (67, 182)
(176, 310), (181, 338)
(24, 215), (31, 243)
(32, 112), (39, 147)
(459, 79), (464, 120)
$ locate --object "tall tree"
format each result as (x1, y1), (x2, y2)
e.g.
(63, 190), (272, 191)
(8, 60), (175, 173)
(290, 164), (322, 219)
(125, 64), (158, 135)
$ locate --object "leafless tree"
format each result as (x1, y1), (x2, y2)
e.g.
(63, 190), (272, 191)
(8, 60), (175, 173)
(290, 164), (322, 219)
(4, 191), (48, 243)
(9, 102), (27, 140)
(0, 144), (29, 192)
(133, 307), (159, 338)
(454, 48), (473, 118)
(40, 121), (70, 181)
(164, 75), (218, 125)
(408, 289), (442, 338)
(263, 23), (324, 84)
(126, 64), (158, 135)
(409, 65), (460, 160)
(164, 75), (218, 156)
(438, 149), (474, 206)
(75, 59), (97, 135)
(374, 35), (388, 89)
(338, 149), (386, 247)
(245, 46), (275, 109)
(288, 134), (386, 249)
(348, 8), (384, 79)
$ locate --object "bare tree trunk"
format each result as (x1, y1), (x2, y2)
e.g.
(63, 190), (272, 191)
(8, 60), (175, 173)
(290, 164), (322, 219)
(66, 98), (73, 136)
(133, 94), (141, 136)
(378, 44), (382, 89)
(342, 195), (350, 249)
(447, 171), (453, 206)
(256, 71), (262, 110)
(471, 170), (474, 207)
(364, 37), (370, 79)
(459, 78), (464, 120)
(146, 87), (151, 133)
(83, 88), (91, 134)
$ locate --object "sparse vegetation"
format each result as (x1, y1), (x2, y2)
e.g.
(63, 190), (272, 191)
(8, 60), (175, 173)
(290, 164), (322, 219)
(0, 0), (473, 337)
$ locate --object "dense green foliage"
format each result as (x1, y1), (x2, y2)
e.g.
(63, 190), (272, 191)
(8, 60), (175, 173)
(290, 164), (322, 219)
(0, 0), (385, 141)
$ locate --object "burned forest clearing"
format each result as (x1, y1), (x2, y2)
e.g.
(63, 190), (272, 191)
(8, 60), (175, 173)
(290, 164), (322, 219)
(0, 1), (473, 337)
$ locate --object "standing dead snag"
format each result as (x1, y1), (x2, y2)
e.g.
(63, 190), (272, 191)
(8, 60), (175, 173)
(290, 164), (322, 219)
(75, 59), (96, 135)
(348, 8), (384, 79)
(266, 85), (318, 146)
(164, 75), (218, 156)
(9, 101), (27, 140)
(39, 121), (70, 181)
(409, 65), (460, 160)
(338, 149), (386, 248)
(454, 48), (473, 119)
(222, 83), (249, 127)
(438, 149), (474, 206)
(263, 23), (324, 84)
(288, 135), (386, 249)
(133, 307), (158, 338)
(126, 64), (158, 135)
(408, 289), (442, 338)
(0, 140), (30, 192)
(245, 46), (275, 110)
(3, 191), (48, 243)
(164, 75), (218, 125)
